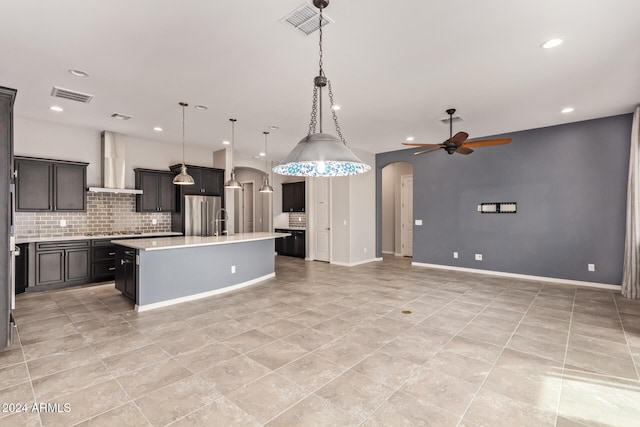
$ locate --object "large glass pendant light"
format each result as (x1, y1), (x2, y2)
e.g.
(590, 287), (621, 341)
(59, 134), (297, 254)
(173, 102), (195, 185)
(224, 118), (242, 189)
(259, 131), (274, 193)
(273, 0), (370, 177)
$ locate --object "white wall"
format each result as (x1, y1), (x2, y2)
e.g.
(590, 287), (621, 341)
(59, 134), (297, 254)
(349, 149), (376, 264)
(323, 148), (377, 266)
(14, 117), (215, 188)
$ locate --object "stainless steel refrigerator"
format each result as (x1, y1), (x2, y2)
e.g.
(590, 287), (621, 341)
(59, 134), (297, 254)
(184, 195), (222, 236)
(1, 86), (17, 350)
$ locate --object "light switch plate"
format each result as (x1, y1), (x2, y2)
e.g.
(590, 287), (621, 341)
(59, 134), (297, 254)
(152, 219), (157, 225)
(415, 219), (423, 226)
(59, 220), (66, 227)
(453, 252), (458, 259)
(475, 254), (482, 261)
(588, 264), (595, 272)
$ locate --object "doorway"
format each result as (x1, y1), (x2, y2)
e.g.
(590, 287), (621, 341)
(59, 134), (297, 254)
(314, 178), (330, 262)
(235, 181), (255, 233)
(401, 175), (413, 257)
(381, 162), (413, 257)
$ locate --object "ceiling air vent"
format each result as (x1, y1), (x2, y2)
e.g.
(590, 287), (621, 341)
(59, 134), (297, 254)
(110, 113), (132, 121)
(50, 86), (94, 103)
(280, 2), (333, 36)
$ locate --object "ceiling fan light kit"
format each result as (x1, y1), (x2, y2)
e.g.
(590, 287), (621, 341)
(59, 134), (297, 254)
(402, 108), (512, 156)
(273, 0), (370, 177)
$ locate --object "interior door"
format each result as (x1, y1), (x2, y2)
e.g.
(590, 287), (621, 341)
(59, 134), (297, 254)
(243, 182), (254, 232)
(401, 175), (413, 257)
(314, 178), (330, 262)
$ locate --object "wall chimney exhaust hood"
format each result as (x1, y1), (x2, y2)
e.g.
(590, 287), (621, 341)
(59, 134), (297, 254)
(87, 131), (143, 195)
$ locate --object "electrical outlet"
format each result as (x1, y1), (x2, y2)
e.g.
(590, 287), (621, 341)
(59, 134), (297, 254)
(453, 252), (458, 259)
(231, 265), (236, 274)
(364, 247), (367, 254)
(588, 264), (595, 272)
(343, 219), (347, 225)
(152, 219), (157, 225)
(475, 254), (482, 261)
(415, 219), (423, 226)
(59, 220), (66, 227)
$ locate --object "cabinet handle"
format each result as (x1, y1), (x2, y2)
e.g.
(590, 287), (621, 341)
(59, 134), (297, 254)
(108, 267), (115, 271)
(120, 259), (126, 265)
(108, 252), (115, 256)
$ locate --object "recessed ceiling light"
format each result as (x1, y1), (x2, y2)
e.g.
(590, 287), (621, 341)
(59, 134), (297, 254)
(49, 105), (64, 112)
(406, 136), (415, 142)
(269, 125), (279, 130)
(331, 105), (341, 111)
(194, 105), (208, 110)
(561, 106), (574, 114)
(68, 69), (89, 77)
(153, 127), (163, 132)
(259, 152), (266, 157)
(222, 140), (230, 145)
(252, 155), (260, 159)
(541, 38), (563, 49)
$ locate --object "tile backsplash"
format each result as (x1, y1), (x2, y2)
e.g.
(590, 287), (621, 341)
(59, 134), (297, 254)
(288, 212), (306, 228)
(14, 193), (171, 239)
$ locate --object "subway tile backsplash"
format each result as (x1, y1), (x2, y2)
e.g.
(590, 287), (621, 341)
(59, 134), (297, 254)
(14, 193), (171, 239)
(288, 212), (306, 228)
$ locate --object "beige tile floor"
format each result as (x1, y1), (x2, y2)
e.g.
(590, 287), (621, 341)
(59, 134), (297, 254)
(2, 255), (640, 426)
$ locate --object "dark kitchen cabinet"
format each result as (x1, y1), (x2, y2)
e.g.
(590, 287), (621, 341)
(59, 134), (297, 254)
(275, 229), (305, 258)
(14, 244), (28, 294)
(115, 246), (137, 301)
(169, 164), (224, 196)
(15, 157), (87, 212)
(91, 239), (117, 282)
(35, 240), (90, 287)
(135, 169), (176, 212)
(282, 181), (305, 212)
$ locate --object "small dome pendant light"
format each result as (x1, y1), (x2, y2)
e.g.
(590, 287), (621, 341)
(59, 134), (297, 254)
(273, 0), (370, 177)
(224, 118), (242, 189)
(173, 102), (195, 185)
(259, 131), (274, 193)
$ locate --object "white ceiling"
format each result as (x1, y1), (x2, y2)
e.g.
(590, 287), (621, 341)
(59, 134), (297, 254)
(2, 0), (639, 164)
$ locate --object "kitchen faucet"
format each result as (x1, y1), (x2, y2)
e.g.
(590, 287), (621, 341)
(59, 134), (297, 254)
(214, 208), (228, 236)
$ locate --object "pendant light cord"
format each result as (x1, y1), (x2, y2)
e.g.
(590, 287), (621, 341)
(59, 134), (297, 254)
(182, 104), (186, 165)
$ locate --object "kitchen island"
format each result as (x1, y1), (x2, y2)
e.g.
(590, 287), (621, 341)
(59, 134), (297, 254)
(112, 232), (289, 311)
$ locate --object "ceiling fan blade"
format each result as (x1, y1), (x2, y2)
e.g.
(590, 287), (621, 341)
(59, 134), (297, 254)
(413, 147), (443, 156)
(449, 131), (469, 146)
(456, 147), (474, 155)
(462, 138), (512, 148)
(402, 142), (443, 147)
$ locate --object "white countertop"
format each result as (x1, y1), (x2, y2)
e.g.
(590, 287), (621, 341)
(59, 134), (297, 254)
(111, 232), (290, 251)
(16, 231), (182, 244)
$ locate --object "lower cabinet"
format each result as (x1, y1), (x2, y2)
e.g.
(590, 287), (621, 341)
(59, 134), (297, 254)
(91, 239), (117, 282)
(275, 229), (306, 258)
(115, 246), (137, 301)
(35, 241), (91, 287)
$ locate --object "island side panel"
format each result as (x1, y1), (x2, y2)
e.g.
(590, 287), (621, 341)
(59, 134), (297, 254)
(136, 239), (275, 307)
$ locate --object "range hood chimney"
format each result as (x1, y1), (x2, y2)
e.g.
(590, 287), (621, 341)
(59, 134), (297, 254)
(87, 131), (143, 195)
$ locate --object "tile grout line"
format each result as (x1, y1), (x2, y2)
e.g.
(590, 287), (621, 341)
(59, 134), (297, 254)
(552, 286), (577, 427)
(455, 281), (548, 426)
(611, 295), (640, 382)
(15, 326), (44, 427)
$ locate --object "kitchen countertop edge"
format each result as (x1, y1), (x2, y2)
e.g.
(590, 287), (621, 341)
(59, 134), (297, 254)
(112, 232), (290, 251)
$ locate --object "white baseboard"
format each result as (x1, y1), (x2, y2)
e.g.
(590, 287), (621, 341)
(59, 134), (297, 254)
(331, 257), (382, 267)
(135, 273), (276, 312)
(411, 262), (620, 290)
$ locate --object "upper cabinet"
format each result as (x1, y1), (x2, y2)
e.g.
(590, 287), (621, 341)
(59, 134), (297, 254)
(169, 164), (224, 196)
(15, 157), (87, 212)
(134, 169), (176, 212)
(282, 181), (305, 212)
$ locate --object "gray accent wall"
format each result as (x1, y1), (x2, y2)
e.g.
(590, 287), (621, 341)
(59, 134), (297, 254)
(376, 114), (633, 285)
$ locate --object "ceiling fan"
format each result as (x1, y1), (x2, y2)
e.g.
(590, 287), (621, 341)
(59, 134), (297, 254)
(402, 109), (512, 156)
